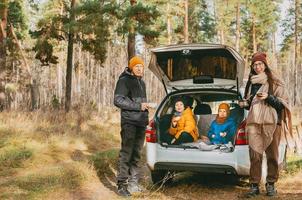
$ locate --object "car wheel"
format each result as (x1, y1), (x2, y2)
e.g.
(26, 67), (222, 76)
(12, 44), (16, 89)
(151, 170), (174, 185)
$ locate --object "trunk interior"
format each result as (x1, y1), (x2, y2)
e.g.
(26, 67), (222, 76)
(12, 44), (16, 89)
(156, 90), (244, 149)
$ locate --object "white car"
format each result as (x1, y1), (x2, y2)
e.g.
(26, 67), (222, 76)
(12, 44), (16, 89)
(145, 43), (286, 184)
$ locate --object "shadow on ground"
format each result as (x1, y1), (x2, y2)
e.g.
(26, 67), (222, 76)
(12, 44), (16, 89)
(90, 149), (119, 195)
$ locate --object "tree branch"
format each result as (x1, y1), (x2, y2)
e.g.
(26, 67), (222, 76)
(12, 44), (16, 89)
(9, 23), (32, 82)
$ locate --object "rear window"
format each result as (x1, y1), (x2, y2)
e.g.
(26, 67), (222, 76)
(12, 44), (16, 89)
(160, 92), (241, 116)
(156, 49), (237, 81)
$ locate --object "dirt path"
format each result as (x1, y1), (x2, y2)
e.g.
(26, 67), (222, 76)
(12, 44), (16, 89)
(97, 166), (302, 200)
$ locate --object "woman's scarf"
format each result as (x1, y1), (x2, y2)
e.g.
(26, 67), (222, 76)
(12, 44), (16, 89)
(250, 72), (268, 85)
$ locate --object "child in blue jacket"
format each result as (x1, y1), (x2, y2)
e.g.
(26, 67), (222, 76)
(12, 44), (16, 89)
(208, 103), (236, 144)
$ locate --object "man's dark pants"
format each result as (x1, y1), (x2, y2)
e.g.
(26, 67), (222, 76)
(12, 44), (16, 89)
(117, 123), (146, 186)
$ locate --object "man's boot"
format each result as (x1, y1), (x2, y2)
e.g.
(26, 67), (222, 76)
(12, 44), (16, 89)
(266, 182), (277, 196)
(117, 183), (131, 197)
(244, 183), (260, 198)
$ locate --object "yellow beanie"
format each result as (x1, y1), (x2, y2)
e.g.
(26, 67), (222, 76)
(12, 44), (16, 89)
(129, 56), (144, 70)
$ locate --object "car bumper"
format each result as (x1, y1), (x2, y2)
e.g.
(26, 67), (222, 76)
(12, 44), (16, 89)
(146, 143), (250, 176)
(146, 142), (286, 176)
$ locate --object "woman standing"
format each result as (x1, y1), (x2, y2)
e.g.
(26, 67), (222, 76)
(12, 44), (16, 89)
(239, 52), (292, 198)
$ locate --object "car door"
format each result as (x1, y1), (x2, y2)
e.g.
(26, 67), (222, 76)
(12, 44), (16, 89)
(148, 43), (245, 94)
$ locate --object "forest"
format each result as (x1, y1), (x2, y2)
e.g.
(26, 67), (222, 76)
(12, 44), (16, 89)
(0, 0), (302, 199)
(0, 0), (301, 111)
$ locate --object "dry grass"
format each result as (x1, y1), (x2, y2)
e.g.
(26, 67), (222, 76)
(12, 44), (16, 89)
(0, 108), (121, 199)
(0, 107), (301, 200)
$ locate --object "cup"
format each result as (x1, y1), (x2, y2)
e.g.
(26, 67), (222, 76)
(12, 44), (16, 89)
(238, 99), (248, 108)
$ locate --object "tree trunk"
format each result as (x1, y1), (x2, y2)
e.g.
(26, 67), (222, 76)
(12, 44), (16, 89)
(30, 79), (39, 110)
(0, 0), (8, 82)
(65, 0), (76, 112)
(294, 0), (300, 105)
(9, 24), (31, 78)
(167, 3), (172, 44)
(235, 1), (240, 52)
(57, 3), (64, 102)
(128, 0), (137, 60)
(128, 30), (135, 60)
(220, 29), (225, 44)
(252, 14), (257, 53)
(184, 0), (189, 43)
(272, 32), (277, 68)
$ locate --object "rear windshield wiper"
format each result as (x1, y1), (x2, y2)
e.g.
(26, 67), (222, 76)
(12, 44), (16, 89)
(172, 87), (179, 91)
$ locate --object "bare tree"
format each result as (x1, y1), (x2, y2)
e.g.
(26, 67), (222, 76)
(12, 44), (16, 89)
(252, 14), (257, 53)
(184, 0), (189, 43)
(167, 3), (172, 44)
(235, 1), (240, 52)
(294, 0), (300, 105)
(65, 0), (76, 112)
(128, 0), (137, 60)
(0, 0), (7, 80)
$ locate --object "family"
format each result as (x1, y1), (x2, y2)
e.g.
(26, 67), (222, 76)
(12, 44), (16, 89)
(113, 52), (291, 198)
(161, 96), (236, 146)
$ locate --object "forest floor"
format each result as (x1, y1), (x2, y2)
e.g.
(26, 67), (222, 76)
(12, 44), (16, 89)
(0, 107), (301, 200)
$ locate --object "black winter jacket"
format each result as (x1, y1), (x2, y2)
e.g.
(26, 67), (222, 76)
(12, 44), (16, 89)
(114, 68), (149, 127)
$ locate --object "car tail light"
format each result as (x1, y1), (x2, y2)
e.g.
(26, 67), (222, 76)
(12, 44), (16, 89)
(146, 119), (157, 143)
(235, 120), (248, 145)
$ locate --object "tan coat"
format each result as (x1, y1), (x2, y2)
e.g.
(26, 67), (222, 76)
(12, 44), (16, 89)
(246, 75), (293, 154)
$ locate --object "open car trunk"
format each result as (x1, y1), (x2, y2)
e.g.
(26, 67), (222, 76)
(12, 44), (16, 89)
(155, 89), (244, 150)
(148, 43), (245, 93)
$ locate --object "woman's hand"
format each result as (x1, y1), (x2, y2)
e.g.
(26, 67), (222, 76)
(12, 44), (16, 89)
(238, 99), (249, 108)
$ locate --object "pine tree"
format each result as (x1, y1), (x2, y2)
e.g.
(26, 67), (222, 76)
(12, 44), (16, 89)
(115, 0), (160, 59)
(0, 0), (29, 110)
(189, 0), (216, 43)
(241, 0), (280, 54)
(280, 0), (302, 105)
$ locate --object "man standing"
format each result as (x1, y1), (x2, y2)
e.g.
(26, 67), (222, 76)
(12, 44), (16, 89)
(114, 56), (149, 197)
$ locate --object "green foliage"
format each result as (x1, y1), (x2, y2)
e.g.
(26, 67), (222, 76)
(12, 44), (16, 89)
(30, 0), (70, 65)
(189, 0), (216, 43)
(0, 163), (87, 199)
(7, 0), (28, 36)
(240, 0), (280, 54)
(32, 39), (59, 66)
(284, 155), (302, 176)
(116, 1), (160, 44)
(1, 0), (29, 58)
(75, 0), (116, 63)
(51, 95), (60, 109)
(90, 149), (119, 174)
(31, 0), (161, 65)
(280, 0), (302, 53)
(145, 0), (216, 44)
(0, 147), (32, 170)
